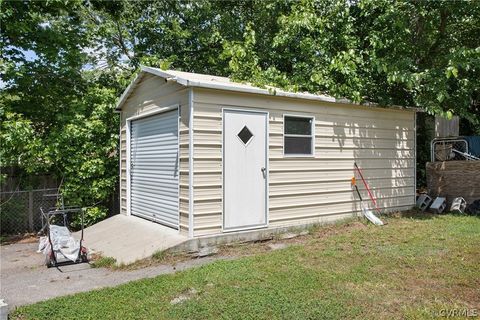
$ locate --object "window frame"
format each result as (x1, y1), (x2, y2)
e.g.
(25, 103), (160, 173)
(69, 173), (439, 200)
(283, 114), (315, 157)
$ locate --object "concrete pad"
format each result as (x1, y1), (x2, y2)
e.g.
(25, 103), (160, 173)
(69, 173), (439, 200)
(0, 242), (227, 309)
(77, 215), (187, 265)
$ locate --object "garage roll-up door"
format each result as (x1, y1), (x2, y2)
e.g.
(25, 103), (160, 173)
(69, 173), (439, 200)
(130, 110), (179, 228)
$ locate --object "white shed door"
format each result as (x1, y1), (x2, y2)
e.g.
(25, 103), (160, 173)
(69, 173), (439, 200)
(130, 110), (179, 229)
(223, 110), (268, 231)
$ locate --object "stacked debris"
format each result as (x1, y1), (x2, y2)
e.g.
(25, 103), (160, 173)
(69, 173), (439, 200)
(416, 194), (480, 216)
(431, 136), (480, 162)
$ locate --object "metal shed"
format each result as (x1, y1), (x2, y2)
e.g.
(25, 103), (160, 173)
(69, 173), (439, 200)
(116, 67), (416, 239)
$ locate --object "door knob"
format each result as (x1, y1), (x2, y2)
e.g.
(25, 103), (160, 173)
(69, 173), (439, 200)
(261, 167), (266, 178)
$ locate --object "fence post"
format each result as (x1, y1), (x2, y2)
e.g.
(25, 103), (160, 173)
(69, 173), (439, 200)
(28, 191), (34, 232)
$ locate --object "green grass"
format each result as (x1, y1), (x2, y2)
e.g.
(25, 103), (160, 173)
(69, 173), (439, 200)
(13, 213), (480, 319)
(90, 256), (116, 268)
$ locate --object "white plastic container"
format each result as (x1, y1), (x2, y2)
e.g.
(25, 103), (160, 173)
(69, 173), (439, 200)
(450, 197), (467, 213)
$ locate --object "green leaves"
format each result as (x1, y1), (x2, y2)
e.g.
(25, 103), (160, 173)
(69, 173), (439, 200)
(219, 0), (479, 131)
(445, 66), (459, 79)
(0, 112), (44, 172)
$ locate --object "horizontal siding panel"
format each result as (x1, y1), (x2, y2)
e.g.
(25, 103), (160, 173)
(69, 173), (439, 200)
(317, 116), (412, 130)
(125, 89), (186, 116)
(270, 188), (414, 207)
(194, 145), (222, 158)
(194, 214), (222, 229)
(270, 168), (413, 183)
(194, 226), (222, 237)
(195, 186), (222, 198)
(268, 212), (355, 229)
(194, 131), (222, 145)
(269, 148), (414, 159)
(194, 200), (222, 215)
(269, 158), (415, 171)
(270, 194), (413, 211)
(124, 79), (184, 111)
(179, 200), (189, 214)
(179, 132), (190, 145)
(314, 137), (413, 149)
(194, 159), (222, 171)
(180, 173), (189, 186)
(268, 107), (413, 123)
(179, 186), (189, 198)
(194, 92), (413, 120)
(196, 107), (413, 134)
(269, 135), (414, 148)
(179, 145), (189, 158)
(269, 123), (414, 139)
(270, 178), (414, 195)
(194, 173), (222, 186)
(194, 116), (222, 131)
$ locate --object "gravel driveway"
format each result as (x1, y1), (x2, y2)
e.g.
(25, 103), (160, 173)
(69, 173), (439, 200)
(0, 241), (221, 311)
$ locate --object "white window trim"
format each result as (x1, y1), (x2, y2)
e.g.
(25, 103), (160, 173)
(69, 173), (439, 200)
(283, 114), (315, 157)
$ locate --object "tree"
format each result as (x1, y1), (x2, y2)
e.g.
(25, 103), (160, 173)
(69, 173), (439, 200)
(1, 1), (119, 225)
(226, 0), (480, 129)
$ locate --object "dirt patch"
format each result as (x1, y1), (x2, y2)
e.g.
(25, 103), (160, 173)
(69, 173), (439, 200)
(1, 233), (39, 245)
(100, 217), (384, 271)
(312, 220), (367, 240)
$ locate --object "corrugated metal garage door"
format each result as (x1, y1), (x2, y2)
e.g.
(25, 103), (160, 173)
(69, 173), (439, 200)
(130, 110), (179, 229)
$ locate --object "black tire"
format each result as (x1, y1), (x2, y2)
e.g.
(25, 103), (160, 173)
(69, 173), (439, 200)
(45, 251), (56, 268)
(46, 257), (53, 268)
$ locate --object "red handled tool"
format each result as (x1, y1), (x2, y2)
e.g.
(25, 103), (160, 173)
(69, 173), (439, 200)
(354, 162), (381, 214)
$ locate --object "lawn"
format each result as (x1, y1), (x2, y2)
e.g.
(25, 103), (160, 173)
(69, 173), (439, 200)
(12, 213), (480, 319)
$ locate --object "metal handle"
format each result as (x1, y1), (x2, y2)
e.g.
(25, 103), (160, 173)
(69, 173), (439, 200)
(261, 167), (266, 178)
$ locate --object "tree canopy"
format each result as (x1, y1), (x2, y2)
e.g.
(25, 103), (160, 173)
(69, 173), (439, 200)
(1, 0), (479, 221)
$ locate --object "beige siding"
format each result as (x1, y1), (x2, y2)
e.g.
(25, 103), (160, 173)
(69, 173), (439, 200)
(192, 88), (416, 237)
(119, 73), (190, 236)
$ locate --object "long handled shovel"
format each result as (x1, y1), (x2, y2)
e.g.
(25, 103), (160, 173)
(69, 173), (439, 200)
(354, 162), (382, 214)
(351, 177), (384, 226)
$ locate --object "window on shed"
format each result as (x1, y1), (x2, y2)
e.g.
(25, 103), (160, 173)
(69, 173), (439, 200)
(284, 116), (314, 156)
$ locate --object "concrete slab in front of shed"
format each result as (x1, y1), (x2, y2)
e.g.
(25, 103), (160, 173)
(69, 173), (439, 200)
(77, 215), (187, 265)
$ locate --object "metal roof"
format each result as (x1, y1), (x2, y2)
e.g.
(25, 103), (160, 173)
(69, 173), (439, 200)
(115, 66), (414, 111)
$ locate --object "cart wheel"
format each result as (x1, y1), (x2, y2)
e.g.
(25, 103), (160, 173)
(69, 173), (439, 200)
(45, 256), (53, 268)
(80, 247), (88, 262)
(45, 251), (56, 268)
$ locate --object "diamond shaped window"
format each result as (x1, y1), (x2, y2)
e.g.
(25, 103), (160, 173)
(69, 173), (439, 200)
(237, 126), (253, 145)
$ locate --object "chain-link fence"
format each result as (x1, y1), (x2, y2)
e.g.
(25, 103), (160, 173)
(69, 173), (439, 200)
(431, 138), (470, 162)
(0, 188), (58, 235)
